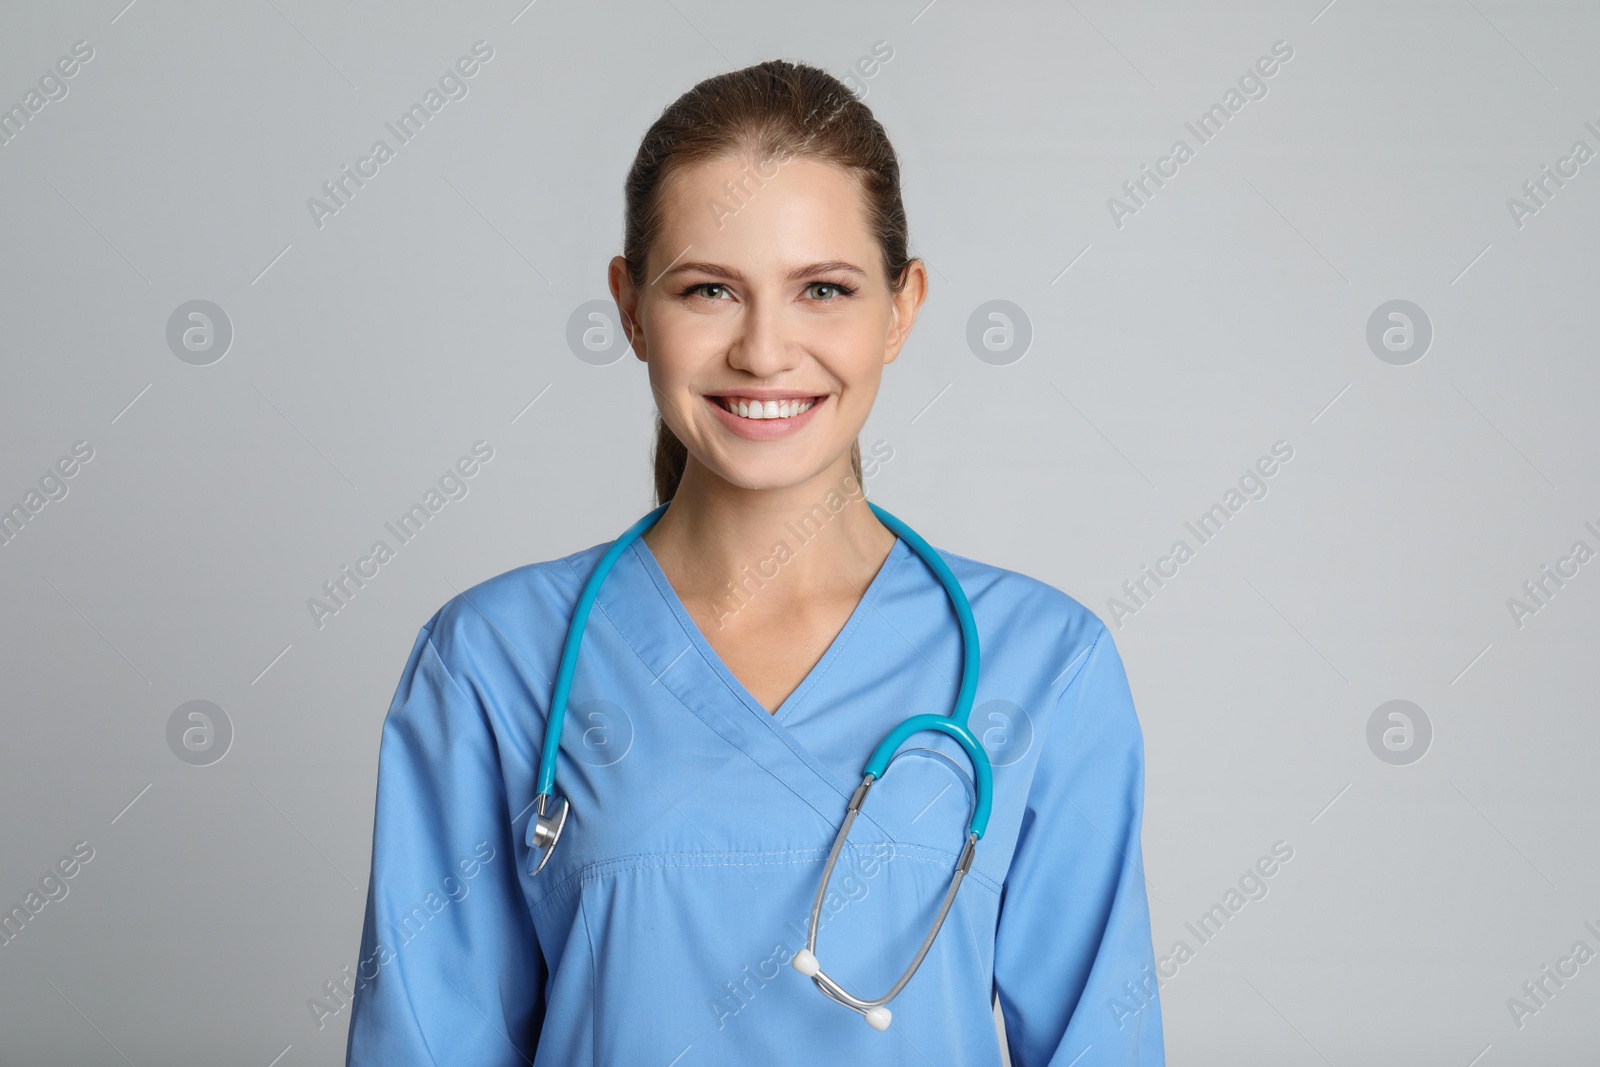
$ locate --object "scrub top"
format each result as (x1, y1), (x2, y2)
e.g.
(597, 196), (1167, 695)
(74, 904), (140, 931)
(344, 525), (1165, 1065)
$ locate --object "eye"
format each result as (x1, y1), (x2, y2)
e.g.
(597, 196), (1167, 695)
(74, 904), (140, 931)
(806, 281), (857, 301)
(679, 282), (731, 301)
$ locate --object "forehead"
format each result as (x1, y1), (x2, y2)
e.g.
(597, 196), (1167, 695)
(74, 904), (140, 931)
(652, 153), (875, 270)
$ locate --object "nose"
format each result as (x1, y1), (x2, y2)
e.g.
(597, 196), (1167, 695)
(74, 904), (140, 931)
(725, 297), (800, 378)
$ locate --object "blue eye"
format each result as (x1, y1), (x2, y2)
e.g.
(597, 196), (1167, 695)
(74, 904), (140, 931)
(808, 281), (857, 300)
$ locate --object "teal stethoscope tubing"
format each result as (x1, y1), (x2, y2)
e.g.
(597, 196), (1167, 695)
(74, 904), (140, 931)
(531, 500), (994, 1028)
(533, 500), (993, 839)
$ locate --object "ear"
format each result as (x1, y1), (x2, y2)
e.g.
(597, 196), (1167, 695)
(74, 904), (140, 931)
(607, 255), (647, 361)
(883, 259), (927, 366)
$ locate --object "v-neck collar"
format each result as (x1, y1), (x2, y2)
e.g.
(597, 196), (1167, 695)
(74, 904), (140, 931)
(629, 532), (911, 726)
(583, 528), (916, 840)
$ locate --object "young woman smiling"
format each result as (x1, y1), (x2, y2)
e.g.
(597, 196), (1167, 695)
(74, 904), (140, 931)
(347, 59), (1164, 1066)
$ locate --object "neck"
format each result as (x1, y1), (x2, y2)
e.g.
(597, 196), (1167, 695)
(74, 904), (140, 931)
(640, 454), (894, 620)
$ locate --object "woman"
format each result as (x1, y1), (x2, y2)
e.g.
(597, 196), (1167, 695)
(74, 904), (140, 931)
(346, 59), (1164, 1065)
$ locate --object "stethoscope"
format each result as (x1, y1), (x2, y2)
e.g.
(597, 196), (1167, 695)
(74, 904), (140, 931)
(526, 500), (993, 1031)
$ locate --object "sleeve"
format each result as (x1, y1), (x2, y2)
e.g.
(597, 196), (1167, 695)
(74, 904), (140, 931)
(993, 623), (1165, 1066)
(344, 622), (548, 1066)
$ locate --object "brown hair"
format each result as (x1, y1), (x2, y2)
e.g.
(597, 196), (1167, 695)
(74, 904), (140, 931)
(620, 59), (914, 506)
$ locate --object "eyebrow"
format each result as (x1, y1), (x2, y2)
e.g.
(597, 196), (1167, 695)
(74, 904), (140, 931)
(660, 260), (868, 283)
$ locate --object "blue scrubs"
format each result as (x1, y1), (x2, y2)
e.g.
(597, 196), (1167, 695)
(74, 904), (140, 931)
(345, 528), (1164, 1065)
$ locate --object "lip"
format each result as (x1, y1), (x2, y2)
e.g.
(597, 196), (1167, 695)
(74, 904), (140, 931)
(705, 393), (826, 440)
(704, 388), (821, 400)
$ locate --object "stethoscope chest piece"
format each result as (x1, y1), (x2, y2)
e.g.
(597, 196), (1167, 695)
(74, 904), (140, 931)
(527, 792), (569, 876)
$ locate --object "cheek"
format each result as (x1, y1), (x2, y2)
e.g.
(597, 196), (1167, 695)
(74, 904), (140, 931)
(832, 333), (887, 399)
(816, 314), (890, 383)
(655, 299), (738, 351)
(822, 305), (886, 347)
(644, 333), (709, 403)
(650, 353), (738, 446)
(828, 371), (883, 439)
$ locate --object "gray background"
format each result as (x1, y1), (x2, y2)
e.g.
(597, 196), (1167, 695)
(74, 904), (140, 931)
(2, 0), (1597, 1063)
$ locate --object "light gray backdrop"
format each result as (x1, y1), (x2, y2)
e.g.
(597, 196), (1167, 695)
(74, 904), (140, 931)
(2, 0), (1596, 1063)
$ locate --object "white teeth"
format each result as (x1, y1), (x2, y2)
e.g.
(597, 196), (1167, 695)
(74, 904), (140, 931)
(718, 397), (816, 420)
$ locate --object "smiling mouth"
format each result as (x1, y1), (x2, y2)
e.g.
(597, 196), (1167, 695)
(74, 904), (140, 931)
(710, 396), (821, 420)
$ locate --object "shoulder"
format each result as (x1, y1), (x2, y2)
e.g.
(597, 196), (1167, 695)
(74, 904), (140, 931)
(934, 544), (1111, 688)
(926, 546), (1144, 800)
(413, 540), (611, 680)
